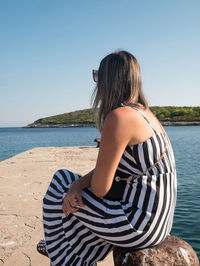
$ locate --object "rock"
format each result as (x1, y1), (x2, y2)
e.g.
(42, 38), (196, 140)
(113, 235), (199, 266)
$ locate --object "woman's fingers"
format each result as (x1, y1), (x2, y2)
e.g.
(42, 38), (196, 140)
(72, 198), (79, 207)
(62, 199), (69, 213)
(62, 197), (79, 214)
(69, 201), (79, 212)
(62, 185), (86, 214)
(75, 195), (86, 207)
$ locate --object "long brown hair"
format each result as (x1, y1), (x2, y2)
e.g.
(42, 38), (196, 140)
(92, 50), (148, 131)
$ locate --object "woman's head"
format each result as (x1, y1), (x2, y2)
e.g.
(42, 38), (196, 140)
(92, 50), (148, 131)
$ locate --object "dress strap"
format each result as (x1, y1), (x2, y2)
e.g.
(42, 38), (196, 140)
(121, 104), (156, 135)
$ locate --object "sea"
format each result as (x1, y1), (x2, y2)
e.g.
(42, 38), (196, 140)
(0, 126), (200, 258)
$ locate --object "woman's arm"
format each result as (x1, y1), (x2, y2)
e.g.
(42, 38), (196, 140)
(62, 111), (132, 213)
(62, 169), (94, 214)
(91, 108), (134, 197)
(74, 169), (94, 189)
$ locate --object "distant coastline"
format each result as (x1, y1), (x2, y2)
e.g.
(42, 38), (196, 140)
(23, 121), (200, 128)
(23, 106), (200, 128)
(23, 123), (96, 128)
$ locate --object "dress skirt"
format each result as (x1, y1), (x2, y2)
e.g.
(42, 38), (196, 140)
(43, 168), (176, 266)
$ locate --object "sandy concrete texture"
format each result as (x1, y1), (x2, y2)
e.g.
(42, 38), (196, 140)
(0, 147), (114, 266)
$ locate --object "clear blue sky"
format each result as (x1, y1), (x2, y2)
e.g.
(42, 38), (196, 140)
(0, 0), (199, 127)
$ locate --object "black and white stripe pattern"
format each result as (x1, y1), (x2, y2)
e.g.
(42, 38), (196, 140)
(43, 109), (177, 265)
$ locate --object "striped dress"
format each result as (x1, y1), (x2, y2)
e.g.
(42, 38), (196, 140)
(43, 108), (177, 266)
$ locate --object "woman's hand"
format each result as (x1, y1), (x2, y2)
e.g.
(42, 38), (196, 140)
(62, 180), (86, 215)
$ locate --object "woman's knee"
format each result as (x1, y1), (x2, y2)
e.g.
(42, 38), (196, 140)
(53, 169), (81, 184)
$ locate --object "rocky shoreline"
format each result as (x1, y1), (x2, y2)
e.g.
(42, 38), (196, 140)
(23, 123), (96, 128)
(23, 121), (200, 128)
(161, 121), (200, 126)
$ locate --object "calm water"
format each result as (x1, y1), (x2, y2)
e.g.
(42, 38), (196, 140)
(0, 127), (101, 162)
(0, 126), (200, 258)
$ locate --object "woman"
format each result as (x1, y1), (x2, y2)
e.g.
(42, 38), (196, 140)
(41, 51), (177, 265)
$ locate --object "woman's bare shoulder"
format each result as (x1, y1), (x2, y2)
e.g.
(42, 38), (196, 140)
(105, 106), (141, 125)
(103, 107), (144, 145)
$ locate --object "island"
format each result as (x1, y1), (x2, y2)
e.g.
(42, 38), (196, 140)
(24, 106), (200, 128)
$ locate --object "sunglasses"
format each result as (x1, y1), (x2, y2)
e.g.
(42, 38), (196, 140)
(92, 70), (98, 83)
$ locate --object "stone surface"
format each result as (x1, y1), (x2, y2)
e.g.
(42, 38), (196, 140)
(113, 235), (199, 266)
(0, 147), (114, 265)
